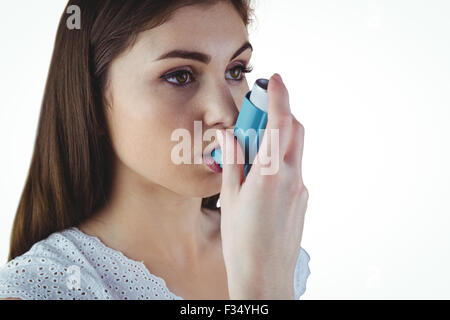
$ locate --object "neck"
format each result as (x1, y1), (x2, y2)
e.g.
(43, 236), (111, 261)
(79, 158), (220, 271)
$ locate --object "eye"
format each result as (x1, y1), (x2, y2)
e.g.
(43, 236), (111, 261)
(161, 70), (195, 87)
(226, 64), (254, 81)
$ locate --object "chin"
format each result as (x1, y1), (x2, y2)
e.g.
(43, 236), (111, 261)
(184, 165), (222, 197)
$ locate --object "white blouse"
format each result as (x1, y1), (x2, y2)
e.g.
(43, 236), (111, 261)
(0, 227), (310, 300)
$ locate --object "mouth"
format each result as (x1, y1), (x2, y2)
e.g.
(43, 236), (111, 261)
(202, 153), (222, 173)
(201, 140), (222, 173)
(202, 141), (221, 158)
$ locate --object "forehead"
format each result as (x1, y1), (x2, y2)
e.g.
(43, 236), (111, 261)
(133, 2), (249, 60)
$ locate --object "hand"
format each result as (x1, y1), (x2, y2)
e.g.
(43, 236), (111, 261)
(217, 73), (309, 300)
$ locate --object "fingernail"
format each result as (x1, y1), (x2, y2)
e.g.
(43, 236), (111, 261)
(273, 73), (283, 83)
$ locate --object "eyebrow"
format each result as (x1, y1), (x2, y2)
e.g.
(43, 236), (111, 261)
(154, 41), (253, 64)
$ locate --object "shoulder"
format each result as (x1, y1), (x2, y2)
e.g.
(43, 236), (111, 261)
(0, 228), (108, 300)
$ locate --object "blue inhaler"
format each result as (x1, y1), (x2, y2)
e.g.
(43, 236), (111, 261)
(211, 78), (269, 176)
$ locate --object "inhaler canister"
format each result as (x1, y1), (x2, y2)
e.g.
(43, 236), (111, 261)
(211, 78), (269, 176)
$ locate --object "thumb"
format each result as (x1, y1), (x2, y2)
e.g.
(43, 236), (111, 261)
(216, 129), (245, 195)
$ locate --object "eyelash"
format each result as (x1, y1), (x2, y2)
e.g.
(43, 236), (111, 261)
(160, 64), (254, 88)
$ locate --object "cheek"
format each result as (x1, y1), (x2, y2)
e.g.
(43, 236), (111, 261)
(106, 99), (220, 196)
(107, 100), (182, 174)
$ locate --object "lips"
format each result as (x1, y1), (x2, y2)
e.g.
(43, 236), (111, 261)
(203, 154), (222, 173)
(203, 141), (221, 158)
(202, 138), (222, 173)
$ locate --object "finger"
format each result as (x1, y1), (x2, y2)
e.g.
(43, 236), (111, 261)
(294, 184), (309, 213)
(283, 118), (305, 181)
(216, 129), (245, 195)
(253, 73), (292, 172)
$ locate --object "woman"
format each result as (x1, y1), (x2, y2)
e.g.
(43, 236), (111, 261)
(0, 0), (310, 300)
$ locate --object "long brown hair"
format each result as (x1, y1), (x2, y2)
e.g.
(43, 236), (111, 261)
(8, 0), (253, 261)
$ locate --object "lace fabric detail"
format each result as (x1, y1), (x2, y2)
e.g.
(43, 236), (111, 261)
(295, 247), (311, 299)
(0, 227), (310, 300)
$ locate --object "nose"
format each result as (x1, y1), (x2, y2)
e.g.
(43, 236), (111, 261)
(200, 81), (239, 130)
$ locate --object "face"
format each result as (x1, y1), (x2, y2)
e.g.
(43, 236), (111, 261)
(104, 2), (252, 198)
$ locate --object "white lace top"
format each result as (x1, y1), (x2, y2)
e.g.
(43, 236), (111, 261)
(0, 227), (310, 300)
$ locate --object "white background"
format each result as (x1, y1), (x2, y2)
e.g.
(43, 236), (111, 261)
(1, 0), (449, 299)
